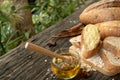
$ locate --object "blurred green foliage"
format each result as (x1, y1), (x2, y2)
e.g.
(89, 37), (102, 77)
(33, 0), (86, 33)
(0, 0), (87, 56)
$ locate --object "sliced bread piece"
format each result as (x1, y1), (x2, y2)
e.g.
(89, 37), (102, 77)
(103, 36), (120, 57)
(69, 45), (96, 72)
(100, 48), (120, 74)
(69, 46), (81, 57)
(69, 45), (117, 76)
(69, 35), (81, 48)
(82, 24), (100, 58)
(81, 53), (117, 76)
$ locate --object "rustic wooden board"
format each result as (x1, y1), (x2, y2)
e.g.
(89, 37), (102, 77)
(0, 0), (120, 80)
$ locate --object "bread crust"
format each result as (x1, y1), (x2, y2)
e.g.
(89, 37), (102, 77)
(103, 37), (120, 57)
(81, 24), (100, 58)
(69, 45), (117, 76)
(81, 44), (100, 59)
(80, 0), (120, 24)
(96, 21), (120, 39)
(83, 0), (120, 13)
(80, 8), (120, 24)
(100, 49), (120, 74)
(69, 35), (81, 48)
(69, 37), (120, 76)
(81, 54), (117, 76)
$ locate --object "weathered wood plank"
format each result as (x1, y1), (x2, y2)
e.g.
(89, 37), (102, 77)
(1, 0), (120, 80)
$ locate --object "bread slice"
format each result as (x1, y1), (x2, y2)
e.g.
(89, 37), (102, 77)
(103, 36), (120, 57)
(69, 35), (81, 48)
(69, 45), (117, 76)
(81, 54), (116, 76)
(82, 24), (100, 58)
(69, 46), (81, 57)
(100, 48), (120, 74)
(96, 21), (120, 39)
(81, 53), (118, 76)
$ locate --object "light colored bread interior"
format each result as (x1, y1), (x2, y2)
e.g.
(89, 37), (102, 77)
(69, 45), (117, 76)
(69, 22), (120, 76)
(82, 24), (100, 58)
(69, 46), (96, 72)
(103, 36), (120, 57)
(81, 53), (117, 76)
(86, 53), (104, 68)
(100, 48), (120, 65)
(69, 46), (81, 57)
(82, 24), (100, 50)
(100, 48), (120, 74)
(69, 35), (81, 48)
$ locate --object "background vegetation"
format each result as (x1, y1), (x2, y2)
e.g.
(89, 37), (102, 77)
(0, 0), (88, 56)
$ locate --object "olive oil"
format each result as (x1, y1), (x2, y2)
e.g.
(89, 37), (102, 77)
(51, 54), (80, 79)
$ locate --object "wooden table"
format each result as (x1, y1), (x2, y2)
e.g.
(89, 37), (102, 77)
(0, 0), (120, 80)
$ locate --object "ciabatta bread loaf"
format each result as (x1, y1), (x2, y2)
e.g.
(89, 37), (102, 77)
(81, 24), (100, 58)
(82, 0), (120, 13)
(80, 0), (120, 24)
(103, 36), (120, 57)
(100, 48), (120, 74)
(96, 21), (120, 39)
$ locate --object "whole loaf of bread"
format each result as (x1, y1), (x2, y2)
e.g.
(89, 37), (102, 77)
(80, 0), (120, 24)
(96, 21), (120, 39)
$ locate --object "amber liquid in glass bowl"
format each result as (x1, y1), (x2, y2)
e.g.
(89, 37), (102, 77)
(51, 54), (80, 79)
